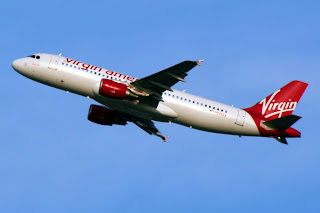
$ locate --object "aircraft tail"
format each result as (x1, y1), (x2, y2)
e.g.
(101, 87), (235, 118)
(244, 80), (308, 144)
(244, 80), (308, 120)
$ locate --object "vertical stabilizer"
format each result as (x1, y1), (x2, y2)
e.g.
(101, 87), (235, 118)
(245, 80), (308, 120)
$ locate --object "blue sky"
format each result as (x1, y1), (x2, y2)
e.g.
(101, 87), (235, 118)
(1, 0), (320, 212)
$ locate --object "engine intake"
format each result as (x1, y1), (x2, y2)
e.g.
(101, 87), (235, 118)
(99, 79), (137, 99)
(87, 104), (127, 126)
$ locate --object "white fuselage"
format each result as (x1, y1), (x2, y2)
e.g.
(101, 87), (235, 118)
(12, 53), (260, 136)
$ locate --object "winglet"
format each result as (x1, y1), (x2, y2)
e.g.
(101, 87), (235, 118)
(163, 136), (170, 143)
(197, 60), (205, 66)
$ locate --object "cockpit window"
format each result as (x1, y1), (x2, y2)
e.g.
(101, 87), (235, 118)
(28, 55), (40, 59)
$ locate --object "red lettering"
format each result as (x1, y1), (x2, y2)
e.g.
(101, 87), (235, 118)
(67, 58), (137, 81)
(126, 76), (135, 81)
(92, 66), (102, 72)
(66, 58), (73, 63)
(214, 111), (226, 117)
(82, 63), (90, 70)
(106, 70), (114, 75)
(114, 73), (126, 79)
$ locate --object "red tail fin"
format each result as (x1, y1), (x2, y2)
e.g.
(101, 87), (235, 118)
(244, 80), (308, 120)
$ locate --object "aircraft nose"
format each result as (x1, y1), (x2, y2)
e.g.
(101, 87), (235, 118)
(12, 59), (23, 73)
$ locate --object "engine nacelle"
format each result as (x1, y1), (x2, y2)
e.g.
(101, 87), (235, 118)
(99, 79), (137, 99)
(87, 104), (127, 126)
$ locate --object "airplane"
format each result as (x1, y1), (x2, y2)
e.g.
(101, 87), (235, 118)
(12, 53), (308, 144)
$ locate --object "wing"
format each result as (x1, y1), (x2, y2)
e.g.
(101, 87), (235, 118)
(133, 118), (169, 142)
(113, 111), (168, 142)
(130, 60), (204, 105)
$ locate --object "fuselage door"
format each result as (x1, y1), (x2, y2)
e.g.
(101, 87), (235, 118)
(235, 109), (246, 126)
(48, 55), (60, 70)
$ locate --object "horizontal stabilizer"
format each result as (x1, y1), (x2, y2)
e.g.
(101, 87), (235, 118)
(263, 115), (301, 130)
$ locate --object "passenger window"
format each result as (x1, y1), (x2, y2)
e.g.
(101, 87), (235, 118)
(181, 97), (183, 100)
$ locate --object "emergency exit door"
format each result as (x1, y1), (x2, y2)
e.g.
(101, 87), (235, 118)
(48, 55), (60, 70)
(235, 109), (246, 126)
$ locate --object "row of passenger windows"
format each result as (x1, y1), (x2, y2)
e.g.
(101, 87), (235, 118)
(62, 63), (128, 83)
(163, 92), (227, 113)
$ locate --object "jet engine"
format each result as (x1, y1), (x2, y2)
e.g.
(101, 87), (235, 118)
(99, 79), (137, 99)
(87, 104), (127, 126)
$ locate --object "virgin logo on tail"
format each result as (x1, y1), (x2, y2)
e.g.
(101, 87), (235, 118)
(244, 80), (308, 121)
(260, 89), (297, 118)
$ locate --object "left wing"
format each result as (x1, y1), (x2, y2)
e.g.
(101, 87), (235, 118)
(130, 60), (204, 104)
(133, 118), (169, 142)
